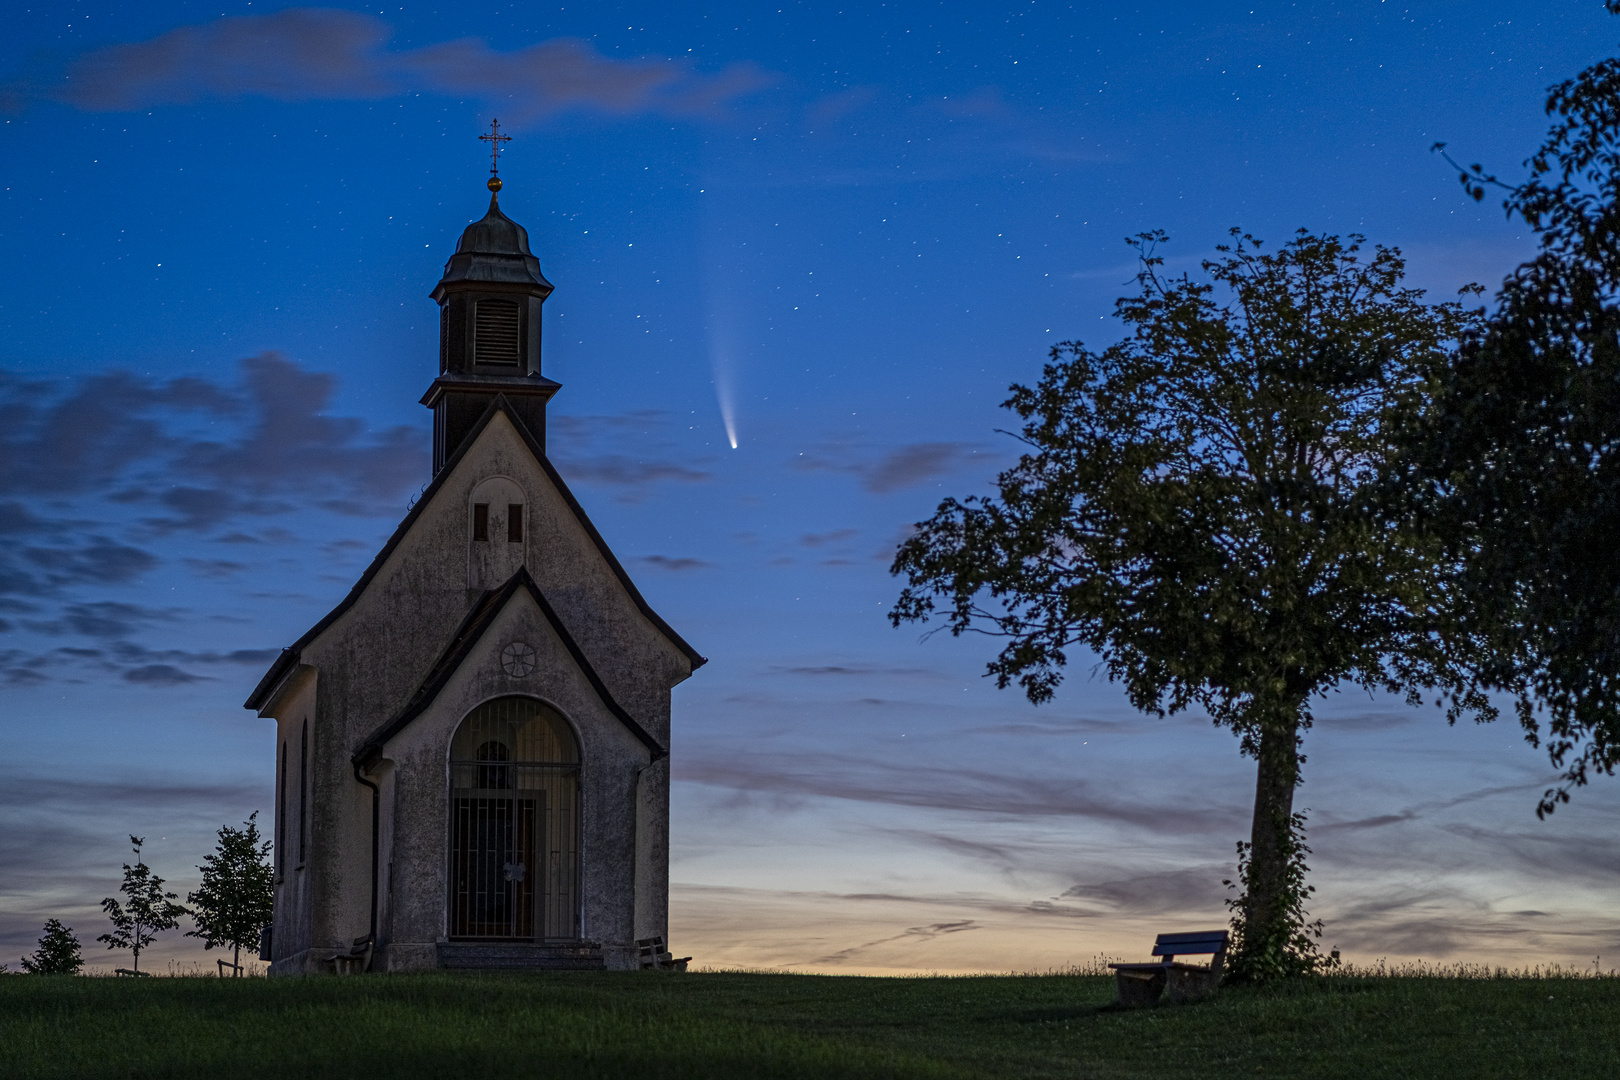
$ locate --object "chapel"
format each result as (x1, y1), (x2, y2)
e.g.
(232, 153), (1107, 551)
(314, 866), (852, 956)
(245, 147), (704, 974)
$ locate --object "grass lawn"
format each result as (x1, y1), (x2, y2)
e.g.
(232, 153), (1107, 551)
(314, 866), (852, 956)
(1, 969), (1616, 1079)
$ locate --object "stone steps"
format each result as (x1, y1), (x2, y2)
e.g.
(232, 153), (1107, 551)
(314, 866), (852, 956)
(437, 941), (606, 970)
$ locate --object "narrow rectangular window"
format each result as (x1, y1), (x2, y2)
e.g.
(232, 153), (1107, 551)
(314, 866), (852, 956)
(507, 504), (523, 543)
(473, 503), (489, 542)
(277, 741), (287, 877)
(299, 720), (308, 866)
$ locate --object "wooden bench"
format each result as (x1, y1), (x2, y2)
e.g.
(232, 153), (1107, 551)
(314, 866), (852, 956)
(1107, 930), (1228, 1007)
(329, 934), (374, 976)
(636, 936), (690, 972)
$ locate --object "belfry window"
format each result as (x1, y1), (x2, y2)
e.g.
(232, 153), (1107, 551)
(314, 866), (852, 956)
(507, 504), (523, 543)
(473, 503), (489, 542)
(449, 697), (580, 941)
(473, 299), (521, 366)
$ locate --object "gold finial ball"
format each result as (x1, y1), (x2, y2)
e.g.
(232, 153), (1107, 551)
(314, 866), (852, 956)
(487, 176), (503, 193)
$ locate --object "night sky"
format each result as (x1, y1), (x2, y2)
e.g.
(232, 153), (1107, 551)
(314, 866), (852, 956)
(3, 2), (1618, 974)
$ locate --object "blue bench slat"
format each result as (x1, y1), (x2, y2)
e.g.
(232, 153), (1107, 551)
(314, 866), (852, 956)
(1151, 931), (1228, 956)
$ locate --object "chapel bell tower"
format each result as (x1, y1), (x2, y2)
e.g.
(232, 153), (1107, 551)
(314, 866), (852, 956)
(421, 119), (559, 473)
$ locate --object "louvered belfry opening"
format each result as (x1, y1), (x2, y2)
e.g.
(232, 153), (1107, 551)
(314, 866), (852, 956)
(449, 697), (580, 941)
(473, 298), (522, 366)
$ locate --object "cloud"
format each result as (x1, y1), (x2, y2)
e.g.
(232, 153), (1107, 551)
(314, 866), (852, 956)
(123, 664), (207, 686)
(0, 502), (55, 536)
(403, 37), (771, 123)
(865, 443), (986, 494)
(183, 558), (247, 579)
(806, 919), (980, 966)
(1313, 782), (1548, 836)
(43, 9), (773, 123)
(145, 488), (251, 534)
(0, 353), (426, 527)
(799, 529), (857, 548)
(0, 767), (270, 954)
(2, 628), (290, 686)
(183, 353), (424, 506)
(58, 8), (392, 109)
(678, 749), (1243, 834)
(0, 355), (414, 677)
(2, 666), (48, 686)
(795, 441), (994, 494)
(772, 664), (937, 678)
(637, 555), (714, 572)
(0, 370), (232, 497)
(1059, 866), (1232, 917)
(20, 539), (158, 590)
(26, 601), (176, 639)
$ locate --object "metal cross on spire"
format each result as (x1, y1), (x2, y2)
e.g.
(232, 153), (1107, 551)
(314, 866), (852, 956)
(479, 118), (511, 193)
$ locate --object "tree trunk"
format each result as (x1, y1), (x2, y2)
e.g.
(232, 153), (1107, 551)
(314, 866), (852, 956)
(1244, 708), (1302, 949)
(234, 943), (241, 977)
(132, 946), (140, 974)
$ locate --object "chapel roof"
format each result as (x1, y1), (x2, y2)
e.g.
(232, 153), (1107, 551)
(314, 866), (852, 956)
(432, 194), (553, 293)
(458, 194), (532, 256)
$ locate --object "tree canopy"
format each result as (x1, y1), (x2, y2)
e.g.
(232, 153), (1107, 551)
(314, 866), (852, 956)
(98, 836), (188, 974)
(891, 229), (1491, 978)
(187, 814), (274, 975)
(20, 919), (82, 976)
(1418, 13), (1620, 814)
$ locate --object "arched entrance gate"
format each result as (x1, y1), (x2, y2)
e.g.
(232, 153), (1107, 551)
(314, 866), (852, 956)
(448, 696), (580, 941)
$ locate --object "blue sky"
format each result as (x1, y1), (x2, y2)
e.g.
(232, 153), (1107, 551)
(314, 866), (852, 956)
(2, 1), (1618, 974)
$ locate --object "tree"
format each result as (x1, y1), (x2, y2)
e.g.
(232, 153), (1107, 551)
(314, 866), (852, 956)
(187, 813), (274, 976)
(98, 836), (188, 973)
(20, 919), (82, 975)
(890, 229), (1492, 980)
(1417, 6), (1620, 814)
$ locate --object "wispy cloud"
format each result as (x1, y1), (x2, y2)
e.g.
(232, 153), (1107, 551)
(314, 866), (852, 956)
(0, 354), (422, 518)
(1059, 866), (1232, 917)
(678, 748), (1243, 834)
(637, 555), (714, 572)
(0, 354), (423, 682)
(795, 441), (997, 494)
(0, 767), (269, 957)
(1, 637), (282, 687)
(32, 9), (772, 123)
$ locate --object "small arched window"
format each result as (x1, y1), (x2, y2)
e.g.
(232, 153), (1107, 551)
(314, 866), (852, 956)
(448, 697), (579, 941)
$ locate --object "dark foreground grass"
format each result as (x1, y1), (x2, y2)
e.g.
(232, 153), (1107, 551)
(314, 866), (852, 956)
(2, 970), (1617, 1079)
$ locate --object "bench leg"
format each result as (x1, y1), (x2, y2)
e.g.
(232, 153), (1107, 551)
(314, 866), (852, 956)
(1113, 969), (1167, 1008)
